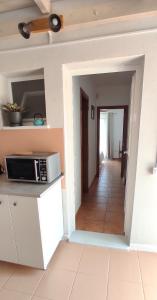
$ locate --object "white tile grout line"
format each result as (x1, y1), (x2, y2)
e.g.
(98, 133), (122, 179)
(68, 244), (111, 300)
(105, 250), (111, 300)
(29, 241), (69, 299)
(30, 242), (86, 300)
(0, 263), (46, 300)
(137, 251), (146, 300)
(0, 263), (18, 290)
(29, 269), (49, 300)
(68, 244), (86, 300)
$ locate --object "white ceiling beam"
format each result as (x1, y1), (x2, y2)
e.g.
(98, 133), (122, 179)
(0, 0), (157, 39)
(34, 0), (51, 14)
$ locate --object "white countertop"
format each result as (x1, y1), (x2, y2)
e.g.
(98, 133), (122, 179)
(0, 175), (63, 198)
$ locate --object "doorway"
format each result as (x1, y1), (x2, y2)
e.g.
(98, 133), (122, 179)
(97, 106), (128, 181)
(76, 72), (132, 235)
(63, 56), (144, 244)
(96, 106), (129, 234)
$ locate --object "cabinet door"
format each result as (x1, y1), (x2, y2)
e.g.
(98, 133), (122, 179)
(0, 195), (17, 263)
(38, 180), (63, 268)
(9, 196), (44, 268)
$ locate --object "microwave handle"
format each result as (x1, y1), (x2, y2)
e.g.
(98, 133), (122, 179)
(34, 160), (39, 182)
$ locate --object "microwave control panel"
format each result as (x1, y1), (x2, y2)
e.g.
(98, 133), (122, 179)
(39, 159), (47, 181)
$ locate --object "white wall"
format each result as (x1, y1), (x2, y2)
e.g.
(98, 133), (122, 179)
(109, 109), (124, 159)
(0, 75), (9, 128)
(100, 112), (108, 163)
(100, 109), (124, 161)
(0, 29), (157, 247)
(96, 84), (131, 106)
(73, 76), (97, 213)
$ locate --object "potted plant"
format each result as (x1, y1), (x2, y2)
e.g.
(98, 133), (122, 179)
(0, 103), (25, 127)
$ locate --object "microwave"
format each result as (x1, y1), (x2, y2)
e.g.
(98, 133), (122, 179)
(5, 152), (61, 184)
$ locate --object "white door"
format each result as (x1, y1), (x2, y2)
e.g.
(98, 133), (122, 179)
(0, 195), (17, 263)
(9, 196), (44, 268)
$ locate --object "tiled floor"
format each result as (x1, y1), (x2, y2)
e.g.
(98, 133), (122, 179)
(76, 160), (125, 234)
(0, 241), (157, 300)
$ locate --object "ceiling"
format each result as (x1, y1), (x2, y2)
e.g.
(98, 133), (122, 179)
(80, 71), (133, 87)
(0, 0), (35, 13)
(0, 0), (62, 13)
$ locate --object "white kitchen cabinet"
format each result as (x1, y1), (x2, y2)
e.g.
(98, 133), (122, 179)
(9, 195), (44, 269)
(0, 179), (63, 269)
(0, 195), (17, 264)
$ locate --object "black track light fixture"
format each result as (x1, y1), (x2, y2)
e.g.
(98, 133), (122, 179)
(49, 14), (62, 33)
(18, 14), (63, 39)
(18, 22), (31, 39)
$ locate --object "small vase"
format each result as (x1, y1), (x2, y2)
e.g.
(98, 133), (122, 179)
(8, 111), (22, 127)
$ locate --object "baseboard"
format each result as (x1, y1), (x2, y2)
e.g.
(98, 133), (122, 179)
(62, 234), (70, 240)
(88, 174), (97, 190)
(75, 201), (81, 214)
(130, 243), (157, 253)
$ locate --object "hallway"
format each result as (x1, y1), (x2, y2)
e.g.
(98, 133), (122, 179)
(76, 160), (125, 234)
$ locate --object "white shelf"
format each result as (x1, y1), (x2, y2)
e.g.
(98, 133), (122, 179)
(1, 125), (50, 130)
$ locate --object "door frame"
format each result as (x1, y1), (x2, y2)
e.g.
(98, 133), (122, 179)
(80, 88), (89, 194)
(63, 57), (144, 243)
(97, 105), (128, 177)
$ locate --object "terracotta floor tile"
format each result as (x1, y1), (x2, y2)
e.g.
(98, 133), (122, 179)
(103, 222), (124, 235)
(69, 273), (107, 300)
(107, 280), (144, 300)
(78, 245), (110, 277)
(3, 266), (44, 295)
(77, 160), (125, 234)
(49, 241), (84, 272)
(81, 202), (107, 210)
(0, 289), (31, 300)
(138, 251), (157, 285)
(35, 269), (76, 300)
(76, 220), (104, 233)
(106, 202), (124, 213)
(109, 250), (141, 283)
(77, 207), (106, 222)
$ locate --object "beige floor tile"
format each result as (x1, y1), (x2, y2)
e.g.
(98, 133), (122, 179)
(109, 250), (141, 283)
(0, 261), (16, 288)
(32, 297), (50, 300)
(50, 241), (84, 272)
(78, 245), (110, 277)
(70, 273), (107, 300)
(4, 266), (44, 295)
(0, 289), (31, 300)
(107, 280), (144, 300)
(139, 252), (157, 285)
(144, 284), (157, 300)
(35, 269), (76, 300)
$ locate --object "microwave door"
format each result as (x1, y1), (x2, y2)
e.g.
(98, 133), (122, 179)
(34, 160), (39, 182)
(6, 158), (38, 182)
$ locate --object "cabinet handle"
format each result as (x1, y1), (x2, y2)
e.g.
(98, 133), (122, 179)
(13, 202), (17, 206)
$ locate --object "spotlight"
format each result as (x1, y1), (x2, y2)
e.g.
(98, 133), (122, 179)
(18, 22), (31, 39)
(18, 14), (63, 39)
(49, 14), (62, 32)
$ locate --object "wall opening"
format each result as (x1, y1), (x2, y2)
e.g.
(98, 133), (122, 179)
(63, 56), (144, 246)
